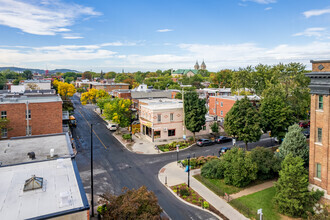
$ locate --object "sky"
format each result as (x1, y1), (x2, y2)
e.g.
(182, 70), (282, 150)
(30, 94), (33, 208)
(0, 0), (330, 72)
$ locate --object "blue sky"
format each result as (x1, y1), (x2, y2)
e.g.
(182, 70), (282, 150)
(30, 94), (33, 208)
(0, 0), (330, 72)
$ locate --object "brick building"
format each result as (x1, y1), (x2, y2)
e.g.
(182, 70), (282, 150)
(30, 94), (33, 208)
(90, 82), (129, 92)
(0, 95), (62, 138)
(306, 60), (330, 198)
(209, 95), (260, 121)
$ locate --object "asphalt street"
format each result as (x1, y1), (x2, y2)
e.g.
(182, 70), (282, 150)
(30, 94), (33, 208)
(71, 95), (276, 220)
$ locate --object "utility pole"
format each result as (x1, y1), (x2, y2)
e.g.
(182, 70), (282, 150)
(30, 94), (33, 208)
(182, 88), (186, 141)
(90, 124), (94, 217)
(187, 155), (191, 187)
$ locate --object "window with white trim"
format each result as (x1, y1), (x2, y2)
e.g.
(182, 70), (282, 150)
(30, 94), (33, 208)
(317, 128), (322, 143)
(316, 163), (321, 179)
(1, 128), (7, 138)
(1, 111), (6, 119)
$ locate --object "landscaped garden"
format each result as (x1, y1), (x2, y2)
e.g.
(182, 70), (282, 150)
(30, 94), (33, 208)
(157, 141), (193, 152)
(180, 155), (218, 169)
(170, 183), (227, 220)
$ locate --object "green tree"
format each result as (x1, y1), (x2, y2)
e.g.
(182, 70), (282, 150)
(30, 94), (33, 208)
(97, 97), (112, 114)
(0, 118), (11, 130)
(201, 159), (225, 179)
(274, 155), (315, 217)
(23, 70), (33, 79)
(184, 91), (207, 141)
(224, 97), (262, 150)
(82, 71), (92, 81)
(250, 147), (281, 180)
(278, 124), (309, 165)
(260, 84), (295, 140)
(223, 147), (258, 187)
(210, 122), (219, 134)
(103, 98), (132, 128)
(105, 71), (116, 79)
(63, 72), (77, 80)
(64, 76), (74, 84)
(231, 66), (253, 94)
(98, 186), (163, 220)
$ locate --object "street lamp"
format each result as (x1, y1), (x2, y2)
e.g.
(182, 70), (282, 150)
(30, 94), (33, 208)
(176, 144), (180, 164)
(187, 155), (191, 187)
(90, 123), (94, 217)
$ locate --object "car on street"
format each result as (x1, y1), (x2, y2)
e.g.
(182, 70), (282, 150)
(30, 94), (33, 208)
(196, 139), (214, 147)
(218, 147), (230, 156)
(215, 136), (232, 144)
(302, 128), (310, 138)
(107, 123), (118, 131)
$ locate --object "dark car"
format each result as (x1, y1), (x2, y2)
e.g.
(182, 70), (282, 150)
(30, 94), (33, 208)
(196, 139), (214, 147)
(218, 147), (230, 156)
(298, 121), (310, 128)
(215, 136), (232, 144)
(302, 128), (310, 138)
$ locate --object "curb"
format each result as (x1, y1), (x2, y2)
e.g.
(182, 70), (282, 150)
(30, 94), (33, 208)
(158, 165), (222, 220)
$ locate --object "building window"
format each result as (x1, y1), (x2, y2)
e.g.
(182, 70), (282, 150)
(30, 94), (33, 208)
(220, 102), (223, 107)
(1, 128), (7, 138)
(202, 125), (206, 130)
(221, 111), (223, 116)
(154, 130), (161, 139)
(317, 128), (322, 143)
(319, 95), (323, 110)
(170, 113), (174, 121)
(168, 129), (175, 136)
(157, 114), (161, 122)
(216, 101), (219, 105)
(26, 110), (31, 120)
(26, 126), (32, 136)
(1, 111), (6, 119)
(316, 163), (321, 179)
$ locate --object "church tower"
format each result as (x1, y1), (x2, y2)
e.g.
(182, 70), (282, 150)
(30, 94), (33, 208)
(201, 60), (206, 70)
(194, 61), (199, 70)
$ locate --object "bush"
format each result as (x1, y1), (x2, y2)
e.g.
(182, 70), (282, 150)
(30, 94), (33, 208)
(250, 147), (281, 180)
(203, 201), (210, 209)
(122, 134), (132, 140)
(180, 188), (190, 197)
(223, 147), (258, 187)
(201, 159), (225, 179)
(97, 204), (107, 215)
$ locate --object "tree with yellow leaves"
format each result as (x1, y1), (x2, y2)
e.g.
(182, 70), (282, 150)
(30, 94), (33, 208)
(80, 88), (109, 105)
(103, 98), (132, 128)
(58, 81), (76, 100)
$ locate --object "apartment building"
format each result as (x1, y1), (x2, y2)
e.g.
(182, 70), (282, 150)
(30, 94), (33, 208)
(0, 95), (62, 138)
(306, 60), (330, 198)
(209, 95), (260, 121)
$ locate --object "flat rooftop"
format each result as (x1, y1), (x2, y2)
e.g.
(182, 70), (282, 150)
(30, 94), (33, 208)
(0, 158), (88, 219)
(0, 133), (73, 166)
(141, 99), (183, 110)
(0, 94), (62, 104)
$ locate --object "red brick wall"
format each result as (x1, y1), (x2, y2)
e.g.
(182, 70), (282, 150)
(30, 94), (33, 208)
(93, 85), (129, 92)
(208, 97), (236, 119)
(312, 62), (330, 72)
(0, 101), (62, 138)
(118, 93), (131, 99)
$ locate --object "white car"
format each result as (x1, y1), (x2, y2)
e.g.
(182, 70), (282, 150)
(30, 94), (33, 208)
(107, 124), (118, 131)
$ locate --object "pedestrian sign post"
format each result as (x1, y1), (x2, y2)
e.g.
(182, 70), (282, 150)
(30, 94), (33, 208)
(257, 208), (263, 220)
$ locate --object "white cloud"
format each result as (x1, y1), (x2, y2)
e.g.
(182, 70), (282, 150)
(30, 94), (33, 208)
(242, 0), (276, 4)
(62, 34), (84, 39)
(101, 42), (137, 46)
(0, 0), (101, 35)
(157, 29), (173, 32)
(265, 7), (272, 10)
(293, 27), (326, 38)
(303, 8), (330, 18)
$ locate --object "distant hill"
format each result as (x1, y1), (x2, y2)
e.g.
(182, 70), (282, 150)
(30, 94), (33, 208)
(0, 67), (80, 74)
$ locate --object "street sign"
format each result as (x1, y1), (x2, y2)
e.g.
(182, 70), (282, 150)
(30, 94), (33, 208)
(232, 138), (236, 146)
(257, 209), (262, 214)
(176, 146), (179, 152)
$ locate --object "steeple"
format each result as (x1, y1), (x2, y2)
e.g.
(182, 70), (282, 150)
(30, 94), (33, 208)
(201, 60), (206, 70)
(194, 61), (199, 70)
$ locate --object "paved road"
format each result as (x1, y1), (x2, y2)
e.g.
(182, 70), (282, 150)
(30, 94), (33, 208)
(71, 95), (276, 219)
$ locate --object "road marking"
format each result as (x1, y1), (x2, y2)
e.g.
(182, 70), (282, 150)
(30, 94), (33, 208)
(76, 108), (108, 150)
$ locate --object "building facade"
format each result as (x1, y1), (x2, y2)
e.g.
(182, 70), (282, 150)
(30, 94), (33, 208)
(0, 95), (62, 138)
(90, 82), (129, 92)
(306, 60), (330, 198)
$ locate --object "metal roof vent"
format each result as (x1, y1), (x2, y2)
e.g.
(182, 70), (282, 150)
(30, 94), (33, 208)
(23, 175), (43, 191)
(27, 152), (36, 160)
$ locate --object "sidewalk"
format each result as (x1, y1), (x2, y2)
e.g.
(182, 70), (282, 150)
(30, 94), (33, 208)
(230, 180), (275, 200)
(158, 162), (249, 220)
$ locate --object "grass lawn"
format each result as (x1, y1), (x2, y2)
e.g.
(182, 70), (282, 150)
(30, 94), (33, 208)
(194, 174), (243, 195)
(230, 187), (280, 220)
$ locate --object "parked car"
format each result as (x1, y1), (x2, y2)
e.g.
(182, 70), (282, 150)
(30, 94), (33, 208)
(215, 136), (232, 144)
(107, 123), (118, 131)
(302, 128), (310, 138)
(298, 121), (310, 128)
(196, 139), (214, 147)
(218, 147), (230, 156)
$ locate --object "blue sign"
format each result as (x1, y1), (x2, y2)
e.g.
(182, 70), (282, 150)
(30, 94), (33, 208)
(185, 165), (191, 172)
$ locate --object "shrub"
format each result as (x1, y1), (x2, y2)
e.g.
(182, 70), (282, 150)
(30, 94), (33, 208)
(250, 147), (280, 180)
(122, 134), (132, 140)
(203, 201), (209, 209)
(201, 159), (225, 179)
(192, 200), (197, 204)
(182, 195), (187, 199)
(180, 188), (190, 197)
(223, 147), (258, 187)
(97, 204), (107, 215)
